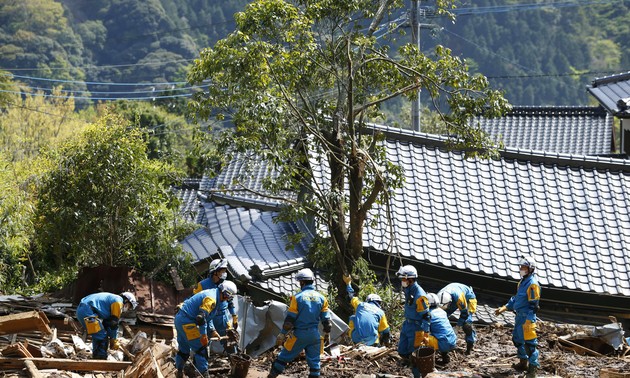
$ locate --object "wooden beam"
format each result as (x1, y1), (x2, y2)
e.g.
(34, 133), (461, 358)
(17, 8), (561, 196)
(557, 337), (604, 357)
(0, 357), (131, 371)
(23, 360), (43, 378)
(0, 311), (52, 335)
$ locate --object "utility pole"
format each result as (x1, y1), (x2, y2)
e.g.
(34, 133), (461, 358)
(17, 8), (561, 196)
(410, 1), (439, 132)
(411, 0), (421, 132)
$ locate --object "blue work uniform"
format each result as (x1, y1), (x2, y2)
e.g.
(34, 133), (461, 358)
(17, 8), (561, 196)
(505, 273), (541, 368)
(174, 289), (221, 374)
(398, 281), (430, 378)
(427, 307), (457, 353)
(76, 292), (124, 359)
(398, 281), (430, 357)
(438, 283), (478, 345)
(272, 284), (331, 377)
(193, 278), (236, 340)
(346, 284), (390, 346)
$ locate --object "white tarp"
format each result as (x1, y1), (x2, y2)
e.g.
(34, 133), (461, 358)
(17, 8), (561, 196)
(209, 295), (348, 357)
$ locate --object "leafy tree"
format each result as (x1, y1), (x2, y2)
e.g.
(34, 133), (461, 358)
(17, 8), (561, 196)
(108, 101), (197, 174)
(0, 86), (87, 162)
(33, 112), (192, 288)
(188, 0), (510, 297)
(0, 155), (36, 293)
(0, 0), (86, 93)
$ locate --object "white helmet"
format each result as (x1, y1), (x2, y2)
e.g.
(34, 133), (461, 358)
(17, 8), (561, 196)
(218, 280), (238, 299)
(517, 255), (536, 271)
(426, 293), (439, 308)
(208, 258), (228, 275)
(396, 265), (418, 279)
(121, 292), (138, 310)
(366, 293), (382, 304)
(438, 291), (452, 308)
(295, 268), (315, 281)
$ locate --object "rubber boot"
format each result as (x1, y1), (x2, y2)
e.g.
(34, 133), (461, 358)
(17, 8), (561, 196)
(267, 368), (280, 378)
(175, 369), (184, 378)
(439, 351), (450, 364)
(465, 342), (474, 355)
(512, 358), (528, 371)
(525, 364), (537, 378)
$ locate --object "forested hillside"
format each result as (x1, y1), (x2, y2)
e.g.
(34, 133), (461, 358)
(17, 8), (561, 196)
(0, 0), (627, 107)
(0, 0), (249, 102)
(429, 0), (630, 105)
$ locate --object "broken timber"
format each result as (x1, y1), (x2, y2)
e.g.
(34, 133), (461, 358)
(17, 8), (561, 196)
(0, 356), (131, 371)
(0, 311), (52, 335)
(1, 342), (33, 358)
(556, 336), (604, 357)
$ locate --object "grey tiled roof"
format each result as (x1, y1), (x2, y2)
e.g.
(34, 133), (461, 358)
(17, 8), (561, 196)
(252, 271), (330, 299)
(180, 200), (320, 297)
(358, 126), (630, 297)
(199, 153), (297, 209)
(587, 72), (630, 117)
(475, 106), (612, 155)
(173, 188), (201, 223)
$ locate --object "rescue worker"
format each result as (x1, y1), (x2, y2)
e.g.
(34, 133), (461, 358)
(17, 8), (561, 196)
(174, 281), (238, 378)
(396, 265), (431, 378)
(436, 282), (478, 354)
(76, 291), (138, 359)
(192, 258), (238, 353)
(268, 268), (331, 378)
(495, 255), (541, 378)
(426, 293), (457, 365)
(342, 274), (391, 346)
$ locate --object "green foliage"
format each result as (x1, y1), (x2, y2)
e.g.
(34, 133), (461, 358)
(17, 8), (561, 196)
(344, 258), (405, 329)
(431, 0), (627, 105)
(188, 0), (510, 289)
(107, 101), (197, 174)
(0, 156), (34, 293)
(32, 112), (189, 287)
(0, 86), (87, 162)
(0, 0), (87, 93)
(27, 266), (78, 295)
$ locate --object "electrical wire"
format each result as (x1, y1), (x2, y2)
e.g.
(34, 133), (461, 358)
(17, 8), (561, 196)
(0, 88), (195, 101)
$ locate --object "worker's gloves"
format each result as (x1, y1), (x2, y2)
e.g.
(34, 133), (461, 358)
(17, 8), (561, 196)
(322, 320), (332, 334)
(195, 314), (205, 326)
(175, 303), (183, 315)
(381, 332), (391, 347)
(418, 331), (430, 346)
(200, 334), (209, 347)
(494, 305), (508, 316)
(275, 333), (286, 347)
(342, 275), (352, 285)
(103, 317), (119, 331)
(109, 338), (121, 350)
(323, 332), (331, 346)
(210, 330), (221, 340)
(232, 314), (239, 330)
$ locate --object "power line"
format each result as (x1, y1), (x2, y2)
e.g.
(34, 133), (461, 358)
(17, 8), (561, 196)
(448, 0), (617, 16)
(1, 59), (195, 73)
(4, 72), (192, 86)
(0, 88), (195, 101)
(17, 84), (209, 95)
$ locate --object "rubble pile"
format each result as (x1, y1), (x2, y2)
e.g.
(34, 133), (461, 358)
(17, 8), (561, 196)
(2, 296), (630, 377)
